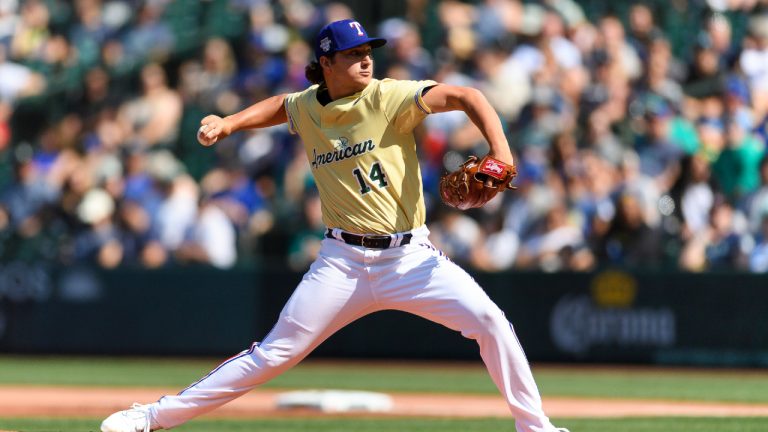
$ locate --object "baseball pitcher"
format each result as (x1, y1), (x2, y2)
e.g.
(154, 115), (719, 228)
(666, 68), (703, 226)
(101, 19), (568, 432)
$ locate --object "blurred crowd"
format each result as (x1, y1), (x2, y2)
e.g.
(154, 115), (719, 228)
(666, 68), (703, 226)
(2, 0), (768, 273)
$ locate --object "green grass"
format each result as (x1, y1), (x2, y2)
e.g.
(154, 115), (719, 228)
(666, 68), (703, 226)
(534, 366), (768, 403)
(1, 356), (767, 403)
(0, 356), (215, 388)
(1, 417), (768, 432)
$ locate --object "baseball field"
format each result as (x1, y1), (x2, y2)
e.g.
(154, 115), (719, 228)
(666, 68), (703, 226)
(0, 356), (767, 431)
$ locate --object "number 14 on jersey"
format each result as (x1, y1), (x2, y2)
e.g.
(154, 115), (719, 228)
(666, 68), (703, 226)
(352, 161), (389, 195)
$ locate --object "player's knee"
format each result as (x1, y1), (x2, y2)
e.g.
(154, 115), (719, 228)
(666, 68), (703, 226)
(254, 343), (301, 369)
(480, 309), (508, 332)
(462, 308), (507, 339)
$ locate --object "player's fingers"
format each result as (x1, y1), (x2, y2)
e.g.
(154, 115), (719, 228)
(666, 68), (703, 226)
(198, 124), (213, 139)
(205, 125), (220, 139)
(200, 115), (220, 126)
(197, 126), (216, 146)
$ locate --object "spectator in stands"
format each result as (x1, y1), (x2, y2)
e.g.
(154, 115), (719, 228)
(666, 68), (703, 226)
(697, 113), (728, 161)
(740, 10), (768, 117)
(287, 189), (324, 271)
(679, 195), (749, 271)
(596, 14), (642, 83)
(70, 0), (130, 70)
(637, 36), (685, 113)
(0, 145), (58, 232)
(73, 187), (122, 268)
(122, 2), (174, 63)
(76, 67), (120, 132)
(712, 109), (763, 203)
(175, 195), (237, 269)
(429, 207), (484, 267)
(117, 63), (182, 150)
(635, 98), (684, 190)
(574, 151), (617, 242)
(378, 18), (433, 81)
(595, 192), (663, 268)
(10, 0), (49, 62)
(671, 153), (716, 240)
(0, 0), (18, 49)
(0, 43), (45, 103)
(626, 3), (661, 63)
(616, 149), (662, 228)
(516, 200), (594, 271)
(704, 12), (739, 69)
(149, 151), (198, 255)
(748, 214), (768, 272)
(745, 155), (768, 233)
(471, 211), (521, 272)
(196, 37), (238, 114)
(115, 198), (165, 268)
(584, 109), (623, 166)
(199, 162), (273, 255)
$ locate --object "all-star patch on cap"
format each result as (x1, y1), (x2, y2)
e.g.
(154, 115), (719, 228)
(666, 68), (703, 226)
(314, 19), (386, 60)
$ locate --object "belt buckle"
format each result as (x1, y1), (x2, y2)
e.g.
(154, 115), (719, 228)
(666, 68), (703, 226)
(361, 235), (389, 249)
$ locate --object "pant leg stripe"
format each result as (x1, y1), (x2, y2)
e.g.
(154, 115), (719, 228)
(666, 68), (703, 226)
(177, 343), (258, 395)
(508, 321), (530, 365)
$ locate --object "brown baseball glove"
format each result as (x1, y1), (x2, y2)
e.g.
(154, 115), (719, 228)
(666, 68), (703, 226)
(439, 155), (517, 210)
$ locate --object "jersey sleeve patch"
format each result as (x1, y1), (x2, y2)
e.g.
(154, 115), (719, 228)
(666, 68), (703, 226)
(414, 84), (435, 115)
(389, 80), (438, 134)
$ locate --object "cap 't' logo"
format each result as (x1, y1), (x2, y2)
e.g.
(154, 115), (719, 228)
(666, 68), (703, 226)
(349, 21), (364, 36)
(320, 37), (331, 52)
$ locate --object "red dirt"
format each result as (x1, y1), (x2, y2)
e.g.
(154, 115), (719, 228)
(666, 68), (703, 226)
(1, 385), (768, 420)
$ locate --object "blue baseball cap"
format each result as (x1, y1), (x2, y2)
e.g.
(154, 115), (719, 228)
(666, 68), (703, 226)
(314, 19), (386, 60)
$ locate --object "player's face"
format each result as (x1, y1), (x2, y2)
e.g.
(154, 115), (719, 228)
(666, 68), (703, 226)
(326, 44), (374, 92)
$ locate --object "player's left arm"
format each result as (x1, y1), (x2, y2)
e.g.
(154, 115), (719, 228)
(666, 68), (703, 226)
(421, 84), (513, 165)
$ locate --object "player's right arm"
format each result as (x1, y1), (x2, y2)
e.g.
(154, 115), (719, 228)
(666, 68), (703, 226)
(197, 94), (288, 146)
(421, 84), (513, 166)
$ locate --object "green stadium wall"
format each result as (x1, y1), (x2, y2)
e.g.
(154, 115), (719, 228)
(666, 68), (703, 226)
(1, 262), (767, 366)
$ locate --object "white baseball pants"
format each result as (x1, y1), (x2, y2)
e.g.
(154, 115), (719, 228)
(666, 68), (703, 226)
(150, 226), (557, 432)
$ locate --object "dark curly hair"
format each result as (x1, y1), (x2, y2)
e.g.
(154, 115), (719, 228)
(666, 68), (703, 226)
(305, 61), (324, 85)
(305, 54), (337, 85)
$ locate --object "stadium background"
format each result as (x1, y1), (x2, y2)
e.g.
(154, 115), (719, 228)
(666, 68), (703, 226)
(0, 0), (768, 367)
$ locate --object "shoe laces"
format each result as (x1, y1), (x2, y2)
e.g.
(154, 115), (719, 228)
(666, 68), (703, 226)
(128, 403), (152, 432)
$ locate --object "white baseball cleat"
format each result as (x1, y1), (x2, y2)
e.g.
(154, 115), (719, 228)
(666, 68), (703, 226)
(555, 428), (571, 432)
(100, 403), (157, 432)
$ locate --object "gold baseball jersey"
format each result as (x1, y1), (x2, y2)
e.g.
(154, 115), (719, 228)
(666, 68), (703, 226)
(284, 78), (437, 234)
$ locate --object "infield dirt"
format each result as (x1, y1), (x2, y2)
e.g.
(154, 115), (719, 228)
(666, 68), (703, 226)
(1, 386), (768, 419)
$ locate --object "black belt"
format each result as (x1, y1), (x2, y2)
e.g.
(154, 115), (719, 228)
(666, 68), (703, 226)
(325, 229), (412, 249)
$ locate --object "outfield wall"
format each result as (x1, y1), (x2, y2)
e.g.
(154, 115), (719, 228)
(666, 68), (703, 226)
(1, 262), (766, 366)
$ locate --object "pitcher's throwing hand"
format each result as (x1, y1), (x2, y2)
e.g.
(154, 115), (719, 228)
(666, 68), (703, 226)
(196, 115), (231, 146)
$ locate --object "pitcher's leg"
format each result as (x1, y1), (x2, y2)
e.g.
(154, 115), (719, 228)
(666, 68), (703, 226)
(151, 250), (375, 429)
(152, 321), (315, 429)
(383, 245), (556, 432)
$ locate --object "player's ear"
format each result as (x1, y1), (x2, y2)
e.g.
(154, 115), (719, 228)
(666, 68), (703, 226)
(319, 55), (332, 70)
